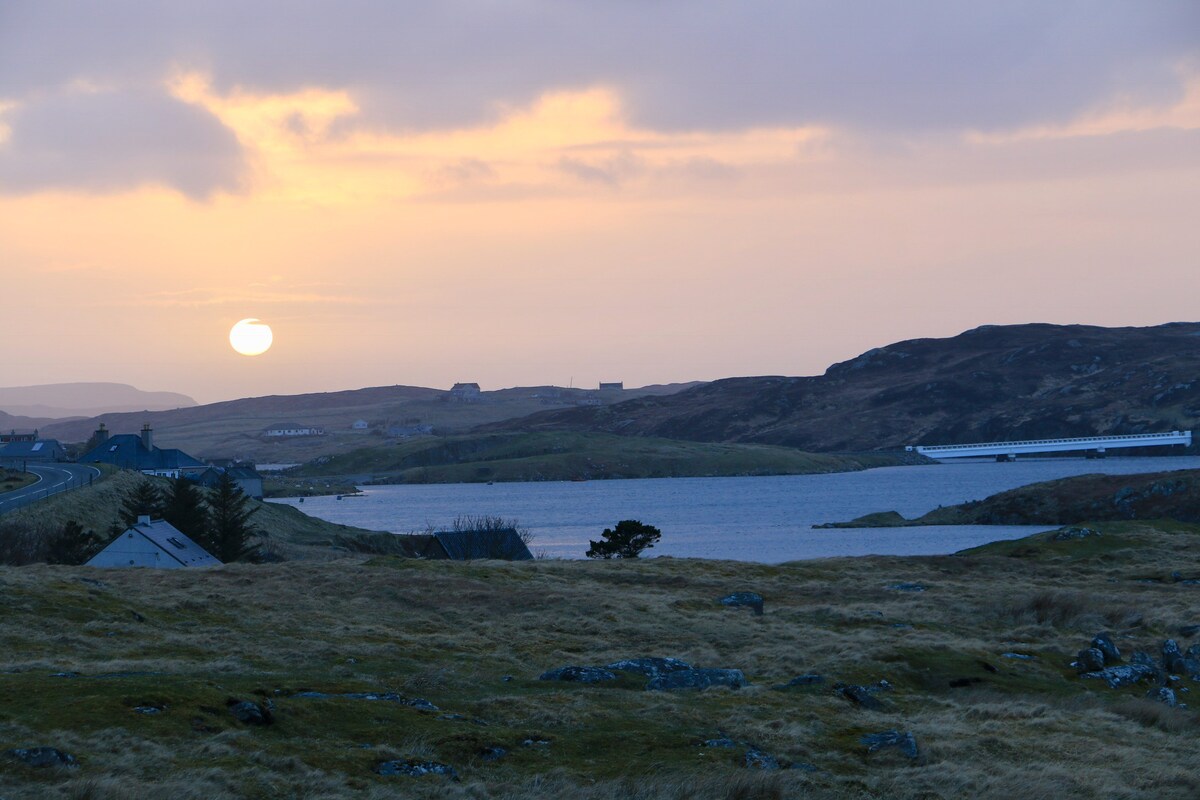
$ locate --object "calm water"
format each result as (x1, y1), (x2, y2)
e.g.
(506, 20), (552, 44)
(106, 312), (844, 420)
(269, 456), (1200, 563)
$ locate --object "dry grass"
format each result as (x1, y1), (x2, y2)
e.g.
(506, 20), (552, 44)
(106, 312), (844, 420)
(1, 520), (1199, 798)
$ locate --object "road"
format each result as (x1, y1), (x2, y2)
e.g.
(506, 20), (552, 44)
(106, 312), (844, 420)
(0, 463), (102, 516)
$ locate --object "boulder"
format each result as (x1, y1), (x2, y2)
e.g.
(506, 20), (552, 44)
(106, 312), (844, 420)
(538, 666), (618, 684)
(774, 673), (825, 690)
(479, 746), (507, 762)
(1000, 652), (1035, 660)
(1053, 527), (1101, 541)
(861, 731), (919, 759)
(701, 736), (737, 748)
(5, 747), (77, 768)
(375, 759), (459, 780)
(228, 700), (273, 725)
(1091, 632), (1121, 663)
(743, 747), (781, 770)
(719, 592), (764, 615)
(1080, 662), (1157, 689)
(834, 683), (883, 710)
(887, 582), (927, 592)
(604, 657), (692, 680)
(1075, 648), (1106, 674)
(647, 668), (747, 691)
(1147, 687), (1178, 707)
(1162, 640), (1186, 674)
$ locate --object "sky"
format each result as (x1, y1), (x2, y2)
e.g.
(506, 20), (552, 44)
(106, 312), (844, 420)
(2, 1), (1199, 404)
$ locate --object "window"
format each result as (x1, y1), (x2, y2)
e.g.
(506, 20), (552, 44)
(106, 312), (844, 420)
(166, 537), (188, 550)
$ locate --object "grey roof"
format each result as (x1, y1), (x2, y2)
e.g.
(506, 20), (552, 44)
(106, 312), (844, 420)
(77, 434), (205, 472)
(433, 529), (533, 561)
(0, 439), (63, 458)
(88, 519), (221, 568)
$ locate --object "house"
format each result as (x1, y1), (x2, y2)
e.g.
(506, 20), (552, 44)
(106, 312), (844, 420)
(85, 516), (221, 569)
(0, 430), (39, 444)
(0, 438), (66, 466)
(449, 382), (481, 402)
(76, 424), (205, 478)
(193, 463), (264, 500)
(391, 528), (533, 561)
(351, 419), (369, 431)
(263, 422), (325, 437)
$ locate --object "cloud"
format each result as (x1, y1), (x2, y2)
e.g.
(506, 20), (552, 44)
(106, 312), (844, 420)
(0, 87), (245, 199)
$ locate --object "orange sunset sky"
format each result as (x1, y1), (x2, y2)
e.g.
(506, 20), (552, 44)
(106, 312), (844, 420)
(2, 2), (1199, 403)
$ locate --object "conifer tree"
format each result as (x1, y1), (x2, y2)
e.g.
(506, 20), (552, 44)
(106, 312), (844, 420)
(205, 471), (260, 563)
(162, 476), (209, 545)
(119, 479), (164, 526)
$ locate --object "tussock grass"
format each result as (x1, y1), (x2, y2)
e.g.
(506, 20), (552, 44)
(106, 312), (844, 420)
(1, 520), (1198, 797)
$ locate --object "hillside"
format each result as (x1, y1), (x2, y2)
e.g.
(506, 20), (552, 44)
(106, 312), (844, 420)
(284, 431), (922, 486)
(34, 383), (700, 463)
(0, 383), (196, 419)
(5, 470), (390, 558)
(2, 521), (1199, 798)
(821, 468), (1200, 528)
(482, 322), (1200, 451)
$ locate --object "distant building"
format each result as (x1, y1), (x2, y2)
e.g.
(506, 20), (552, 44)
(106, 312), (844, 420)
(0, 438), (66, 466)
(263, 422), (325, 437)
(193, 463), (264, 500)
(599, 382), (624, 391)
(351, 419), (369, 431)
(76, 425), (205, 478)
(449, 383), (482, 402)
(85, 517), (221, 569)
(386, 423), (433, 438)
(0, 430), (38, 444)
(391, 528), (533, 561)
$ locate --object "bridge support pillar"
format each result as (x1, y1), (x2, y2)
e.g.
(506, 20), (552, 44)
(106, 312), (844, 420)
(995, 453), (1018, 462)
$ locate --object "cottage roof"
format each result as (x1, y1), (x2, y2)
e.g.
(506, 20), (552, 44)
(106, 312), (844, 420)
(0, 439), (62, 458)
(86, 519), (221, 568)
(433, 529), (533, 560)
(77, 434), (204, 471)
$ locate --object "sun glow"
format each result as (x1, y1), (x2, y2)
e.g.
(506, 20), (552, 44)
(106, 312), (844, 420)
(229, 318), (273, 356)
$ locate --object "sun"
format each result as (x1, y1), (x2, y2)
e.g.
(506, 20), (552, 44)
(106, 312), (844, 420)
(230, 318), (273, 356)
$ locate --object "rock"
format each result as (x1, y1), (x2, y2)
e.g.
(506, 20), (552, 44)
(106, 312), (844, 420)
(1178, 624), (1200, 638)
(5, 747), (77, 768)
(604, 657), (692, 679)
(49, 672), (79, 679)
(538, 666), (618, 684)
(646, 668), (747, 691)
(375, 759), (459, 780)
(520, 738), (551, 747)
(774, 673), (825, 690)
(1147, 687), (1178, 707)
(479, 746), (507, 762)
(1080, 662), (1157, 689)
(887, 582), (926, 592)
(861, 731), (918, 759)
(1075, 648), (1106, 674)
(1162, 640), (1186, 673)
(701, 737), (737, 748)
(1001, 653), (1035, 660)
(719, 592), (764, 615)
(1091, 632), (1121, 663)
(1053, 527), (1101, 541)
(743, 747), (781, 770)
(133, 704), (164, 715)
(228, 700), (273, 725)
(129, 609), (146, 623)
(834, 683), (883, 710)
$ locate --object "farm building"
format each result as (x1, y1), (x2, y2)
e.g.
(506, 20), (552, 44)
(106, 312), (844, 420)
(86, 517), (221, 569)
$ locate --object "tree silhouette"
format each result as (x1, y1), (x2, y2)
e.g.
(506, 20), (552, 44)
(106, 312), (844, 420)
(585, 520), (662, 559)
(45, 520), (101, 565)
(206, 471), (260, 563)
(162, 476), (208, 545)
(120, 479), (164, 526)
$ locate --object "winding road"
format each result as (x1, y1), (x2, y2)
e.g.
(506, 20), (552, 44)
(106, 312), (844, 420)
(0, 463), (102, 516)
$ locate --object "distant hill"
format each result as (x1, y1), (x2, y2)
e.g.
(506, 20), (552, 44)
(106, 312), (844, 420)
(0, 382), (196, 419)
(37, 382), (702, 462)
(0, 409), (74, 432)
(482, 322), (1200, 451)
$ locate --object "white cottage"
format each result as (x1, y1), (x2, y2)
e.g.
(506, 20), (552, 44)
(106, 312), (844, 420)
(85, 517), (221, 569)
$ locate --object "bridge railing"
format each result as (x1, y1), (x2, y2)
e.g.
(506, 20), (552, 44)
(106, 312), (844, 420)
(912, 431), (1191, 453)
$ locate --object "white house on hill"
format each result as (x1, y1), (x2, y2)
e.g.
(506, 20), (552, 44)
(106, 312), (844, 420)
(86, 517), (221, 569)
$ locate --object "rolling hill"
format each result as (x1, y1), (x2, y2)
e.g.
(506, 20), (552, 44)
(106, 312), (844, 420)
(482, 322), (1200, 451)
(0, 382), (196, 418)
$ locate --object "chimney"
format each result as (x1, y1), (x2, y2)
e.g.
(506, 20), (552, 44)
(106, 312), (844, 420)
(94, 423), (109, 445)
(141, 423), (153, 451)
(137, 515), (151, 525)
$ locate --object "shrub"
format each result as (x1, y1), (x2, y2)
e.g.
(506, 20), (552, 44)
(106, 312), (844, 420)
(586, 520), (661, 559)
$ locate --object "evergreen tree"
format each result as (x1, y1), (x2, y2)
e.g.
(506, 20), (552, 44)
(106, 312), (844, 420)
(205, 471), (260, 563)
(162, 476), (209, 545)
(119, 479), (164, 526)
(585, 520), (662, 559)
(45, 520), (101, 565)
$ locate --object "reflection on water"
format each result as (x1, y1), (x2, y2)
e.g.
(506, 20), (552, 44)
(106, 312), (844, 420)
(269, 456), (1200, 563)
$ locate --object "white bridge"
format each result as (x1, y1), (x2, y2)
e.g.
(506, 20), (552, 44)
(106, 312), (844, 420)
(908, 431), (1193, 460)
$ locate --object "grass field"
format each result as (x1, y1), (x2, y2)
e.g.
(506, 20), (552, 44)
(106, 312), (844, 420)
(1, 469), (38, 495)
(1, 520), (1198, 798)
(287, 431), (920, 486)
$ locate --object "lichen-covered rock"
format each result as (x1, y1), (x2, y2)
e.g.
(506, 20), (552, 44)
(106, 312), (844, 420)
(743, 747), (781, 770)
(1075, 647), (1106, 674)
(646, 668), (747, 691)
(1091, 632), (1121, 663)
(887, 582), (927, 592)
(5, 747), (77, 768)
(1080, 662), (1157, 688)
(375, 759), (459, 780)
(719, 592), (764, 615)
(774, 673), (825, 689)
(861, 731), (918, 759)
(1162, 639), (1186, 673)
(834, 683), (883, 710)
(228, 700), (273, 725)
(479, 746), (507, 762)
(604, 657), (692, 679)
(1147, 687), (1178, 707)
(538, 666), (618, 683)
